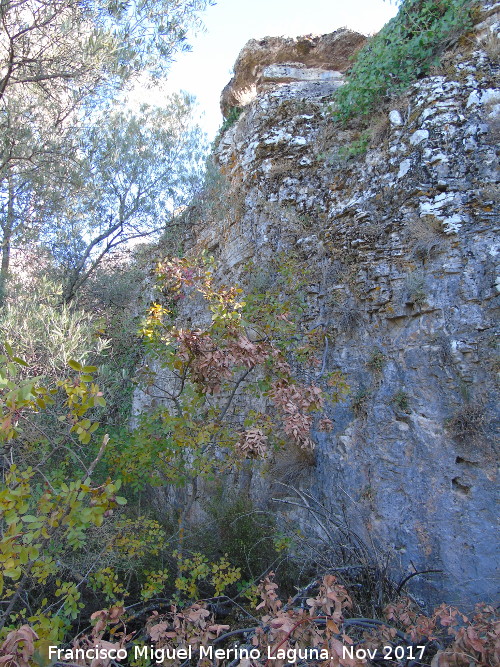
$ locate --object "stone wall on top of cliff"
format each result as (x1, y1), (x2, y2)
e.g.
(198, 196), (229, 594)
(182, 4), (500, 607)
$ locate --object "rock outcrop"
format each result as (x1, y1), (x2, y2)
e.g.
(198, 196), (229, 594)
(179, 4), (500, 608)
(220, 30), (366, 117)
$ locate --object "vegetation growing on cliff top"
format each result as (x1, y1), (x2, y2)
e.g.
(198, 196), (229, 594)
(333, 0), (475, 122)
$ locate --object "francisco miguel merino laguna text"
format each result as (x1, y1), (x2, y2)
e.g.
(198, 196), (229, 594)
(49, 643), (426, 662)
(49, 645), (337, 662)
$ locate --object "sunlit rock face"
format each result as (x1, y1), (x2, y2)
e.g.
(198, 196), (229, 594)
(220, 30), (366, 116)
(179, 9), (499, 608)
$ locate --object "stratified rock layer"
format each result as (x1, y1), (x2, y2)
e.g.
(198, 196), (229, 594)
(188, 9), (499, 606)
(220, 30), (366, 116)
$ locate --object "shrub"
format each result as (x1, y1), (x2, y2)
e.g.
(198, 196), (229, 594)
(408, 215), (445, 262)
(334, 132), (370, 162)
(352, 386), (371, 415)
(213, 106), (243, 147)
(0, 278), (109, 381)
(405, 270), (427, 307)
(333, 0), (475, 122)
(187, 493), (281, 588)
(0, 352), (123, 644)
(76, 255), (146, 424)
(447, 402), (487, 442)
(219, 106), (243, 134)
(478, 28), (500, 63)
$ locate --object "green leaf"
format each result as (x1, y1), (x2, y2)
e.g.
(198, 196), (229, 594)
(19, 548), (29, 565)
(4, 566), (22, 581)
(68, 359), (83, 371)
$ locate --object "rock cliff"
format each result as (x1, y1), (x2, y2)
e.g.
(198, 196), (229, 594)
(176, 4), (500, 607)
(220, 30), (366, 116)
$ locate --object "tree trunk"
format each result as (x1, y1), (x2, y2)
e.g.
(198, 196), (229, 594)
(0, 173), (14, 305)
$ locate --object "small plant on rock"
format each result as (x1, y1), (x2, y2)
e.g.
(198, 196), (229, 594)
(352, 386), (371, 415)
(405, 270), (427, 307)
(334, 132), (370, 162)
(447, 402), (487, 443)
(392, 389), (410, 412)
(367, 348), (386, 373)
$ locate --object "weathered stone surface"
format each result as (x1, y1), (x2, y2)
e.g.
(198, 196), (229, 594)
(185, 15), (500, 607)
(220, 30), (366, 116)
(137, 4), (499, 608)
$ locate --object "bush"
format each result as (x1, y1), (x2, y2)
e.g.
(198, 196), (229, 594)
(192, 493), (281, 583)
(447, 402), (487, 442)
(217, 106), (243, 136)
(405, 270), (427, 307)
(333, 0), (474, 122)
(392, 389), (410, 412)
(334, 132), (370, 162)
(0, 353), (123, 644)
(0, 278), (109, 381)
(75, 254), (146, 424)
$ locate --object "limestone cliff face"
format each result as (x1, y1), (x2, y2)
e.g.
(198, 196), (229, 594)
(183, 7), (499, 606)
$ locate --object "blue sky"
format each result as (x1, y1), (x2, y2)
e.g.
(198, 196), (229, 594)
(129, 0), (399, 140)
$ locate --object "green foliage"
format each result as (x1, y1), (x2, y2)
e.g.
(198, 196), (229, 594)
(192, 493), (282, 583)
(49, 99), (207, 303)
(334, 132), (370, 162)
(0, 353), (125, 642)
(0, 347), (183, 648)
(352, 387), (371, 415)
(217, 106), (243, 138)
(88, 568), (128, 602)
(110, 253), (330, 491)
(0, 261), (145, 430)
(76, 254), (148, 424)
(333, 0), (474, 122)
(392, 389), (410, 412)
(0, 277), (109, 381)
(140, 569), (169, 601)
(174, 551), (241, 600)
(0, 0), (210, 305)
(367, 348), (386, 373)
(242, 252), (312, 343)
